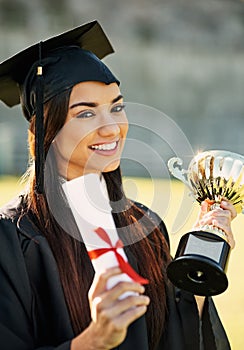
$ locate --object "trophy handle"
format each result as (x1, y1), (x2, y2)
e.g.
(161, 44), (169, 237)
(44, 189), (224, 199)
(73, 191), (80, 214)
(168, 157), (189, 187)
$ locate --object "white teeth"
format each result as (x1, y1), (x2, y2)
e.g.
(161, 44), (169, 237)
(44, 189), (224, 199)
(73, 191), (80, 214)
(91, 142), (117, 151)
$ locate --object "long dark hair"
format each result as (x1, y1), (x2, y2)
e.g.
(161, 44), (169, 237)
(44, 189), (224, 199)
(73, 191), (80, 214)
(25, 88), (171, 350)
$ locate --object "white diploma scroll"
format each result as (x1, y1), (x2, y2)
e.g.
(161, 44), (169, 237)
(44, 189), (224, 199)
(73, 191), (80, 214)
(62, 173), (146, 298)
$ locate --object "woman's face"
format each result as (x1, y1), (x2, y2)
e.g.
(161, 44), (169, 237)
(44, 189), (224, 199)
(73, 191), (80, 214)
(53, 81), (128, 180)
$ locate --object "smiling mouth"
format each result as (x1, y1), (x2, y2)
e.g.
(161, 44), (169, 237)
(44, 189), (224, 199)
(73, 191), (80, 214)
(89, 141), (118, 151)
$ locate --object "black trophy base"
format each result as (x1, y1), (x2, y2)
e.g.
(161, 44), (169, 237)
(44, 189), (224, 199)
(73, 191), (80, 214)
(166, 231), (231, 296)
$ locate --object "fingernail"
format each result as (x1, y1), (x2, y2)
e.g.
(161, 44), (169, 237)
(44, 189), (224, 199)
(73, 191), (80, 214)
(144, 296), (150, 304)
(140, 286), (145, 293)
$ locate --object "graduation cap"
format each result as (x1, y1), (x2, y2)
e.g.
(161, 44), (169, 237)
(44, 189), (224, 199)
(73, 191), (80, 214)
(0, 20), (119, 193)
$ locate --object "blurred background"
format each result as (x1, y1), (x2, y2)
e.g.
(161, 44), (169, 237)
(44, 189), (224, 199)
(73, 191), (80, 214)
(0, 0), (244, 348)
(0, 0), (244, 175)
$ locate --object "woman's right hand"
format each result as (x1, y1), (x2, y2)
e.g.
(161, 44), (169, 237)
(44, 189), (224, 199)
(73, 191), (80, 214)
(88, 267), (150, 349)
(71, 267), (150, 350)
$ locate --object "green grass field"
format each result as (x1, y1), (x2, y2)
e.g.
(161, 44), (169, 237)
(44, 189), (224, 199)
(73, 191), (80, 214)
(1, 175), (243, 349)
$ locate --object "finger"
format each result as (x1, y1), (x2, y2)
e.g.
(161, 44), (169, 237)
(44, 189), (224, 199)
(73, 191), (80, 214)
(91, 296), (103, 322)
(199, 208), (231, 226)
(199, 201), (209, 218)
(211, 217), (231, 233)
(198, 213), (235, 249)
(95, 295), (150, 323)
(193, 201), (209, 228)
(220, 200), (237, 220)
(106, 281), (145, 301)
(212, 219), (235, 249)
(200, 216), (231, 233)
(91, 281), (145, 312)
(89, 267), (122, 300)
(113, 304), (148, 330)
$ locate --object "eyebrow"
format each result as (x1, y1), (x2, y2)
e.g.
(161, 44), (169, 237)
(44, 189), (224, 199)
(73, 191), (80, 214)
(69, 94), (123, 109)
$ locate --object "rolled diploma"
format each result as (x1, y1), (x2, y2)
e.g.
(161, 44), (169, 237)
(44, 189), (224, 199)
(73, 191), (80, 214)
(62, 173), (135, 298)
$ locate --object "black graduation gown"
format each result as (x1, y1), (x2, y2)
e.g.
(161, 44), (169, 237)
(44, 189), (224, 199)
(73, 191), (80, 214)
(0, 196), (231, 350)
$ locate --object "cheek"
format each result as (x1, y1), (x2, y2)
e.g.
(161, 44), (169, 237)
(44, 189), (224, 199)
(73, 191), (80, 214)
(70, 137), (90, 161)
(120, 116), (129, 137)
(54, 121), (91, 159)
(124, 123), (129, 136)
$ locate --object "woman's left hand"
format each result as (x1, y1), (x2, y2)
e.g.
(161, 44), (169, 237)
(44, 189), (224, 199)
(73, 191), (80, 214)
(194, 199), (237, 249)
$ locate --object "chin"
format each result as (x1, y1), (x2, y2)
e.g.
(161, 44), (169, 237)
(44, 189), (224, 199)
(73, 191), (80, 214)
(101, 160), (121, 173)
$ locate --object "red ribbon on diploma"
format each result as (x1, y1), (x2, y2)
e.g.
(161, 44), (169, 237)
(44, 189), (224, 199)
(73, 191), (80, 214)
(88, 227), (149, 285)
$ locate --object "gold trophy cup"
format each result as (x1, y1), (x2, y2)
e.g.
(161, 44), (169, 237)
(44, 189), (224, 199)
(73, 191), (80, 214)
(167, 150), (244, 296)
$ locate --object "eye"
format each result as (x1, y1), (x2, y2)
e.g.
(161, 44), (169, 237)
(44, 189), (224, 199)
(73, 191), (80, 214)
(111, 103), (126, 113)
(76, 110), (95, 119)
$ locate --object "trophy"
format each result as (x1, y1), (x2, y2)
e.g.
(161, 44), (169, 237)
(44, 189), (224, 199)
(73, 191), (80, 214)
(167, 150), (244, 296)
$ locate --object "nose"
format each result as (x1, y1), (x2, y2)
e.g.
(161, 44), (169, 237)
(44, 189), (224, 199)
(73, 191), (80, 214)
(98, 114), (120, 138)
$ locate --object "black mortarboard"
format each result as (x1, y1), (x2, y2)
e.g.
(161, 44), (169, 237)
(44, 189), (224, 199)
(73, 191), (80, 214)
(0, 20), (119, 193)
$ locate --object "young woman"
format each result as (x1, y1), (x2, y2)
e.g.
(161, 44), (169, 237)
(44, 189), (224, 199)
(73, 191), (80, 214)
(0, 21), (236, 350)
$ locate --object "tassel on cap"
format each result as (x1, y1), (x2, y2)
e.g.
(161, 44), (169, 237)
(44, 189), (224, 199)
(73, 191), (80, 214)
(34, 41), (45, 194)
